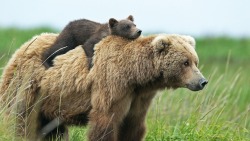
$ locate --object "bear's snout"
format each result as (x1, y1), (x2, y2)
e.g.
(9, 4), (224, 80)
(137, 29), (142, 35)
(187, 77), (208, 91)
(199, 78), (208, 89)
(129, 29), (142, 39)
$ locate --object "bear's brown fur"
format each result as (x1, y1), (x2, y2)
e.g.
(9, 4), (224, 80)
(0, 33), (207, 141)
(42, 15), (142, 69)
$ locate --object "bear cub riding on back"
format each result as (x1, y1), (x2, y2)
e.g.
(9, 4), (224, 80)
(42, 15), (142, 69)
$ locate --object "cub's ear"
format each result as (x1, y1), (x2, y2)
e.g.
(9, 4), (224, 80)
(182, 35), (196, 48)
(152, 35), (169, 52)
(109, 18), (118, 28)
(127, 15), (134, 22)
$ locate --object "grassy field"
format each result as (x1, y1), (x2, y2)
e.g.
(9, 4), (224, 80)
(0, 27), (249, 141)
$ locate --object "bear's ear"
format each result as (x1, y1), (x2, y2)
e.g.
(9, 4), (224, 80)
(127, 15), (134, 22)
(109, 18), (118, 28)
(182, 35), (196, 48)
(152, 35), (170, 52)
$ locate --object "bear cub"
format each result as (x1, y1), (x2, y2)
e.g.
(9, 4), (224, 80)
(42, 15), (142, 69)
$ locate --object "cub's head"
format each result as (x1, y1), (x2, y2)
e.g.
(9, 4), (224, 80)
(152, 34), (208, 91)
(109, 15), (142, 39)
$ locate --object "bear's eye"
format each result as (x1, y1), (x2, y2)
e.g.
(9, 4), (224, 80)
(184, 61), (189, 66)
(125, 25), (131, 30)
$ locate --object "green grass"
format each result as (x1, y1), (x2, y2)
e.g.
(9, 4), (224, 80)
(0, 27), (57, 67)
(0, 27), (249, 141)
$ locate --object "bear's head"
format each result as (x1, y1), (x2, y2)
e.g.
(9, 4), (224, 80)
(109, 15), (142, 39)
(152, 34), (208, 91)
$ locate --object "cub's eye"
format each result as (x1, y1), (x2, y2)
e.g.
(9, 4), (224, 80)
(184, 61), (189, 66)
(125, 25), (131, 29)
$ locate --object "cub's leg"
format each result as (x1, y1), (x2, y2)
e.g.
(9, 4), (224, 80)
(83, 35), (103, 69)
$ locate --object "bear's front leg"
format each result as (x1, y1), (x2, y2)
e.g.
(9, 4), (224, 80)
(88, 111), (118, 141)
(118, 91), (155, 141)
(119, 115), (146, 141)
(88, 93), (132, 141)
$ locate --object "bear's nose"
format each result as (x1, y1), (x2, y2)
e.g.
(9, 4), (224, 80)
(199, 78), (208, 88)
(137, 30), (142, 35)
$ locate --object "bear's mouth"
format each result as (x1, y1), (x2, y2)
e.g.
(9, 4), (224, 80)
(186, 84), (204, 91)
(130, 35), (140, 39)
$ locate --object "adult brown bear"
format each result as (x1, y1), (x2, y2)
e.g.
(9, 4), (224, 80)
(0, 33), (207, 141)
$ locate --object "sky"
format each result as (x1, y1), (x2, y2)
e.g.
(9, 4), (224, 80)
(1, 0), (250, 37)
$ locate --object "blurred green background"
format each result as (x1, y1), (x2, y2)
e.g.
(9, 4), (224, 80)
(1, 0), (250, 140)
